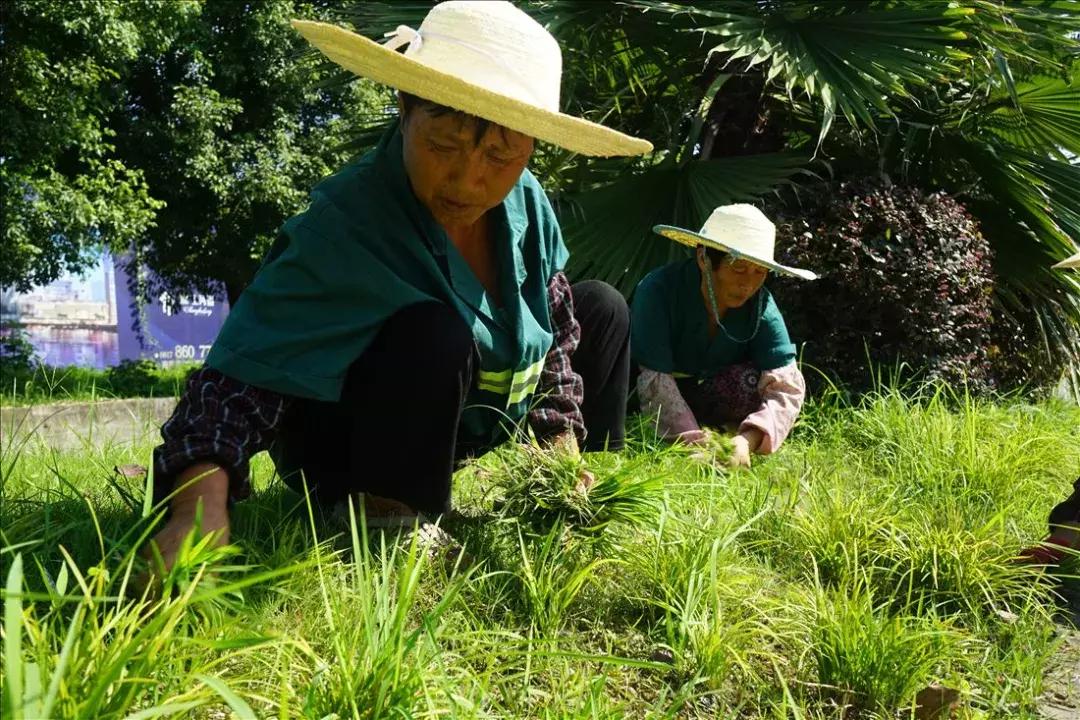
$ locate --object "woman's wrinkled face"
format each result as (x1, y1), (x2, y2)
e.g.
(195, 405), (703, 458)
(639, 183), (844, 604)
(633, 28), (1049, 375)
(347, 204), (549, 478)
(400, 105), (534, 231)
(697, 248), (769, 309)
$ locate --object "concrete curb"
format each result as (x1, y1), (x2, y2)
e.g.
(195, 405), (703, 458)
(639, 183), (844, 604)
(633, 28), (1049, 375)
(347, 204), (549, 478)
(0, 397), (176, 453)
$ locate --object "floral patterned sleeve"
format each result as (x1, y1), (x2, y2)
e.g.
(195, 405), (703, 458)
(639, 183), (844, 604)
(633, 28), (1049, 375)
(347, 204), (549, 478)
(738, 362), (806, 454)
(637, 368), (704, 442)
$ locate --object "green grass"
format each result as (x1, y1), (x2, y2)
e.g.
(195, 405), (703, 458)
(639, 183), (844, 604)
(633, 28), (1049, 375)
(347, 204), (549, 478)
(0, 362), (198, 406)
(1, 384), (1078, 718)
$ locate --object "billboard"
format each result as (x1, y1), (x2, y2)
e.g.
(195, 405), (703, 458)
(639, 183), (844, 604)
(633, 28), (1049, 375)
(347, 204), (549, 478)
(0, 253), (229, 369)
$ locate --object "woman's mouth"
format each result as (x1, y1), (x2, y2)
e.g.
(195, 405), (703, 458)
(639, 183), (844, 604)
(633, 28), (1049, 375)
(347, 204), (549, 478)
(439, 197), (473, 212)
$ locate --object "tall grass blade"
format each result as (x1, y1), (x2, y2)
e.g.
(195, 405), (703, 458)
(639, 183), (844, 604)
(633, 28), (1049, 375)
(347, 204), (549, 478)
(197, 673), (257, 719)
(3, 553), (25, 720)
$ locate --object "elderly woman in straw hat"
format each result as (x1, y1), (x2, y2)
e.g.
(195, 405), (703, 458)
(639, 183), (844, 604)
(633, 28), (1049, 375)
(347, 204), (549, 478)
(143, 1), (651, 572)
(631, 205), (816, 468)
(1018, 249), (1080, 566)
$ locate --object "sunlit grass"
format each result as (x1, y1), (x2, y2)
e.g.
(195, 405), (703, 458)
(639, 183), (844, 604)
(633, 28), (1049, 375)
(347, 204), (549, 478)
(2, 381), (1078, 718)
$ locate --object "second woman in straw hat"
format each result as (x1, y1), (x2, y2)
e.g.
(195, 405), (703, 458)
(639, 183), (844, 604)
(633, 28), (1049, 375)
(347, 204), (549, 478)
(631, 204), (816, 468)
(141, 0), (652, 576)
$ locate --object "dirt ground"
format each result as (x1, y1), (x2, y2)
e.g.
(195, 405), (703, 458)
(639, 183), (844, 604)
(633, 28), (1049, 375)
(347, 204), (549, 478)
(1039, 577), (1080, 720)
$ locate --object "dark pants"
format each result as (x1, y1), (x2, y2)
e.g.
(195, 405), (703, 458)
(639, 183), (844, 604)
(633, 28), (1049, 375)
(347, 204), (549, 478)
(1048, 477), (1080, 533)
(275, 280), (629, 514)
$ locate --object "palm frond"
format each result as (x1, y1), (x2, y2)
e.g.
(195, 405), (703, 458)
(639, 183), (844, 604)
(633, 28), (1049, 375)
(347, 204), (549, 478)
(962, 143), (1080, 255)
(964, 0), (1080, 72)
(980, 74), (1080, 157)
(955, 142), (1080, 375)
(638, 1), (974, 142)
(330, 2), (433, 36)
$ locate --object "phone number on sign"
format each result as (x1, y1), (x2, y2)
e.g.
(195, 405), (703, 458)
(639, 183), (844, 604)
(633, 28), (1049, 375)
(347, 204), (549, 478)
(174, 344), (213, 360)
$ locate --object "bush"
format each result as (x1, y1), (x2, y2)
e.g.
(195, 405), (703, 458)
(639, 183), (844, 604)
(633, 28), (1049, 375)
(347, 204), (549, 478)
(105, 359), (160, 397)
(987, 306), (1066, 394)
(0, 326), (38, 374)
(769, 182), (996, 394)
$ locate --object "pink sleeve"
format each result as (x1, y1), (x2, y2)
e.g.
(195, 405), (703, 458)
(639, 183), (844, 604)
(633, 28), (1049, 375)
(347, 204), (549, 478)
(738, 363), (806, 454)
(637, 368), (703, 442)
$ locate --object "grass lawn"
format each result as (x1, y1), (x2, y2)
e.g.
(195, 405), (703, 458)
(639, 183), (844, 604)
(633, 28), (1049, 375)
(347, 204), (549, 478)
(1, 363), (198, 407)
(2, 385), (1079, 719)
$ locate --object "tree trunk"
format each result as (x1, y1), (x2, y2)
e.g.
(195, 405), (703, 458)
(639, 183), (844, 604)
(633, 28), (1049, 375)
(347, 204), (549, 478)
(224, 280), (247, 308)
(699, 58), (786, 160)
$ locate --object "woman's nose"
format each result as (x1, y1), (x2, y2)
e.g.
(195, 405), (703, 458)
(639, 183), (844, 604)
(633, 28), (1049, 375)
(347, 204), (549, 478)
(446, 150), (486, 189)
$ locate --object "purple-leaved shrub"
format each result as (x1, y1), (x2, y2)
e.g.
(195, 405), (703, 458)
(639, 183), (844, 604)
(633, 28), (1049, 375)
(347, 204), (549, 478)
(769, 182), (996, 393)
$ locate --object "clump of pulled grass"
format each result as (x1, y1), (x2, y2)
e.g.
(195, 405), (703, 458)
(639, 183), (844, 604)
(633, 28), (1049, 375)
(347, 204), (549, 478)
(489, 439), (665, 538)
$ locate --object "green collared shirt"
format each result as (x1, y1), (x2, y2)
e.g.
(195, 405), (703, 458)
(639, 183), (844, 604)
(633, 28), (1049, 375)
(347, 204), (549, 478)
(206, 121), (568, 445)
(631, 259), (795, 377)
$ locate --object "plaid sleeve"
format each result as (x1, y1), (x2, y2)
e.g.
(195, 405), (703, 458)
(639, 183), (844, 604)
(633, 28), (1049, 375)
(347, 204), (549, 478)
(151, 366), (292, 508)
(527, 271), (586, 445)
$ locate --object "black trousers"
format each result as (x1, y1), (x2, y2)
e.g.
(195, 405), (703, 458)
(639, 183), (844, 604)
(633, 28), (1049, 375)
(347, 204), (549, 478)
(1048, 477), (1080, 533)
(275, 280), (630, 514)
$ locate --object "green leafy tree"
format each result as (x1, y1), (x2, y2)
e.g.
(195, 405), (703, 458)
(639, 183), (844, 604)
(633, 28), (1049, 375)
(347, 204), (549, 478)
(113, 0), (386, 304)
(2, 0), (385, 304)
(0, 0), (199, 290)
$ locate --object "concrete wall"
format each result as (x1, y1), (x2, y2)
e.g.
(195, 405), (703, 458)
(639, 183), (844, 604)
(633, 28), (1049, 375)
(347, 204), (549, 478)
(0, 398), (176, 453)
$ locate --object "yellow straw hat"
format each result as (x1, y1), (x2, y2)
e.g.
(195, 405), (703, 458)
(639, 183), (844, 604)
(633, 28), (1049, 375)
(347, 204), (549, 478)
(1053, 251), (1080, 269)
(291, 1), (652, 158)
(654, 204), (818, 280)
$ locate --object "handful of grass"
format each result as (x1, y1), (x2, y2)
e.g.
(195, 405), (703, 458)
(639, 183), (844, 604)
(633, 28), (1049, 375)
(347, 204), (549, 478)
(493, 442), (663, 536)
(667, 427), (735, 467)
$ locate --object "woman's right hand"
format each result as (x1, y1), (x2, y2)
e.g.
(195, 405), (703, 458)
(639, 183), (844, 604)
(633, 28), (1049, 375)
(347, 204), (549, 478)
(729, 434), (752, 468)
(140, 463), (231, 589)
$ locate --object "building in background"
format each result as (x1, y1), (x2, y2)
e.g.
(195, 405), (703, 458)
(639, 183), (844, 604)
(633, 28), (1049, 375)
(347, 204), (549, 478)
(0, 253), (229, 369)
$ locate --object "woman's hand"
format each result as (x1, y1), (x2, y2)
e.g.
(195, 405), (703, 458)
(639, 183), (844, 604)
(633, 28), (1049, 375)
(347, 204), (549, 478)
(729, 434), (752, 467)
(545, 431), (595, 493)
(575, 468), (596, 493)
(729, 428), (763, 468)
(546, 430), (581, 457)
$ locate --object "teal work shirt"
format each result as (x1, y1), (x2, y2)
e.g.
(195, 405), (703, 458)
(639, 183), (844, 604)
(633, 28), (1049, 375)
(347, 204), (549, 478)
(206, 121), (568, 446)
(630, 259), (795, 377)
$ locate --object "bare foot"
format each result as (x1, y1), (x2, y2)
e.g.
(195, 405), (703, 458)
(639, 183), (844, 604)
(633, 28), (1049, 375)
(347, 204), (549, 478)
(363, 493), (418, 518)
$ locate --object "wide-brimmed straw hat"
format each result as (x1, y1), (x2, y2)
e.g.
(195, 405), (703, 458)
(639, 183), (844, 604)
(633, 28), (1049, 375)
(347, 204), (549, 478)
(1053, 251), (1080, 269)
(654, 204), (817, 280)
(290, 1), (652, 158)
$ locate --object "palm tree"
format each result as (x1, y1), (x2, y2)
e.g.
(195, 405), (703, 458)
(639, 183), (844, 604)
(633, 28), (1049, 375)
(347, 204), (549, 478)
(335, 0), (1080, 377)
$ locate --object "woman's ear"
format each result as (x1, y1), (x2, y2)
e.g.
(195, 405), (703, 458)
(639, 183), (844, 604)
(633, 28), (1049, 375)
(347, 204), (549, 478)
(695, 245), (708, 272)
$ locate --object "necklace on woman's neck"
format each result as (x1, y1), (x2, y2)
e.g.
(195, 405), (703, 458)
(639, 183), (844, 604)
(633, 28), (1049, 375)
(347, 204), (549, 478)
(701, 253), (765, 344)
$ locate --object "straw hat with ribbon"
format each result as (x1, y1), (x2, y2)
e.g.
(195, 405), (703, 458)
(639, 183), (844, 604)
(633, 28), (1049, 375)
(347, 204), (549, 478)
(1053, 251), (1080, 269)
(654, 204), (818, 281)
(290, 1), (652, 158)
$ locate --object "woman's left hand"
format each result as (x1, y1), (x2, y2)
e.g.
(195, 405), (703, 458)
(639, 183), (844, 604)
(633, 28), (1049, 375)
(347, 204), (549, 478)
(546, 431), (595, 493)
(546, 430), (580, 457)
(575, 468), (596, 493)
